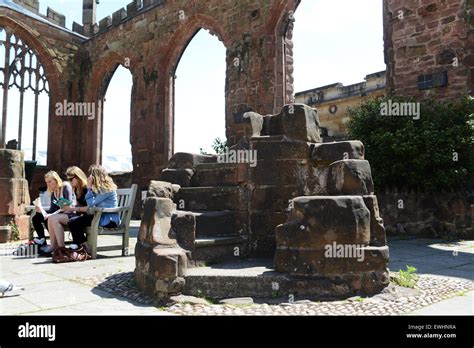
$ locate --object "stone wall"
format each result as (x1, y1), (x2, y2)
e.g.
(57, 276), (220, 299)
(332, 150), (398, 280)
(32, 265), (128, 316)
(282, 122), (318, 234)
(378, 189), (474, 239)
(3, 0), (472, 202)
(1, 0), (300, 181)
(79, 0), (300, 190)
(28, 166), (49, 202)
(383, 0), (473, 98)
(109, 171), (134, 189)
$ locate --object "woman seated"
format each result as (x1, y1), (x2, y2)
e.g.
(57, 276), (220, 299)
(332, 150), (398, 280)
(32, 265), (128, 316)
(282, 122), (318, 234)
(65, 165), (120, 254)
(32, 171), (73, 254)
(46, 166), (88, 251)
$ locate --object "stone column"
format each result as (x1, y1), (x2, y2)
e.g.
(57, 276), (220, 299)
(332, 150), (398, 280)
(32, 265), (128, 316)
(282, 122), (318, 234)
(134, 182), (189, 304)
(0, 150), (31, 241)
(82, 0), (97, 36)
(248, 104), (323, 256)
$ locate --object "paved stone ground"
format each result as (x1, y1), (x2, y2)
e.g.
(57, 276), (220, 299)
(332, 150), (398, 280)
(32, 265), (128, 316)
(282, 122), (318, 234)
(1, 222), (473, 316)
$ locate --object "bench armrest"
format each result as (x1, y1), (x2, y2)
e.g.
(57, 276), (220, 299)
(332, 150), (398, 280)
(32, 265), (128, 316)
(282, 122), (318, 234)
(87, 207), (129, 214)
(25, 205), (35, 213)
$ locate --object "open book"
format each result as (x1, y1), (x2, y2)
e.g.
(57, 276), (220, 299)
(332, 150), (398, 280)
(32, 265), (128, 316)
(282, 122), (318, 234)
(34, 196), (72, 217)
(52, 197), (73, 208)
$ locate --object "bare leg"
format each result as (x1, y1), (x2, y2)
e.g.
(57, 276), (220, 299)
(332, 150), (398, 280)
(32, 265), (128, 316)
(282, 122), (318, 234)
(46, 217), (57, 250)
(47, 214), (69, 249)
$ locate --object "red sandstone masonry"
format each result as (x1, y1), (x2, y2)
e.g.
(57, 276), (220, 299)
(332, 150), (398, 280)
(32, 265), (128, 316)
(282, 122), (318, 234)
(1, 0), (471, 194)
(384, 0), (472, 99)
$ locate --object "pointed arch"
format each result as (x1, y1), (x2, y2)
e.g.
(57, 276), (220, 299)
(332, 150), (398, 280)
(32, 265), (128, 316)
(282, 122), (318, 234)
(0, 16), (60, 101)
(0, 15), (60, 164)
(160, 14), (229, 159)
(161, 14), (230, 78)
(173, 29), (226, 154)
(83, 51), (135, 168)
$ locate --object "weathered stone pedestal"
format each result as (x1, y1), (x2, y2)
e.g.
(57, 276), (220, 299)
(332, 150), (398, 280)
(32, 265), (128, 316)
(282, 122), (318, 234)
(274, 196), (389, 296)
(135, 103), (389, 302)
(0, 149), (31, 242)
(134, 183), (188, 303)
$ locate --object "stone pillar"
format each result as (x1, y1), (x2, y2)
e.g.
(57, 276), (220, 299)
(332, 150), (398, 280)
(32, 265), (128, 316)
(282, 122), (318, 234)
(134, 182), (189, 304)
(82, 0), (97, 36)
(0, 150), (31, 241)
(248, 104), (323, 256)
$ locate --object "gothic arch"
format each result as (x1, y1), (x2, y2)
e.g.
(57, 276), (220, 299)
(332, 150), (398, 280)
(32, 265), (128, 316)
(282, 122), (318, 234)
(159, 14), (229, 159)
(0, 15), (61, 165)
(86, 51), (134, 102)
(83, 51), (134, 167)
(0, 16), (60, 101)
(161, 14), (230, 78)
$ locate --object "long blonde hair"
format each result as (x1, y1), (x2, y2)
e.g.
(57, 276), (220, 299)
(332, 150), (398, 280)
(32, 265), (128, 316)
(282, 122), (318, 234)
(88, 165), (117, 193)
(44, 171), (63, 193)
(65, 166), (88, 199)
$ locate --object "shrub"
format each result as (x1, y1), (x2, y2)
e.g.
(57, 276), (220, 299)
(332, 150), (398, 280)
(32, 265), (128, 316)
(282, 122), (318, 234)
(200, 137), (227, 155)
(347, 95), (474, 191)
(211, 137), (227, 154)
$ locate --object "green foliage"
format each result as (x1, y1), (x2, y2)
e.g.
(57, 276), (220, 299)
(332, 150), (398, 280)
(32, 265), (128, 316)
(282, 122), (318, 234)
(211, 137), (227, 154)
(347, 95), (474, 191)
(200, 137), (228, 155)
(392, 265), (418, 288)
(8, 221), (20, 242)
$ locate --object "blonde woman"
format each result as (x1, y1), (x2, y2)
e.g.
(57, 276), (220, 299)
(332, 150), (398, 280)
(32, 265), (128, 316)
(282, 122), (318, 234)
(32, 171), (73, 254)
(46, 166), (88, 252)
(65, 165), (119, 254)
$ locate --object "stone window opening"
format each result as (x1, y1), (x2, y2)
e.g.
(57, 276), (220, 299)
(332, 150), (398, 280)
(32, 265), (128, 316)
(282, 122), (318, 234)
(172, 28), (226, 155)
(100, 63), (133, 173)
(0, 26), (50, 165)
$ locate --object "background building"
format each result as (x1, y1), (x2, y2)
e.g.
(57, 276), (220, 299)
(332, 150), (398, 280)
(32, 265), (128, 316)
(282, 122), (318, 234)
(295, 71), (386, 140)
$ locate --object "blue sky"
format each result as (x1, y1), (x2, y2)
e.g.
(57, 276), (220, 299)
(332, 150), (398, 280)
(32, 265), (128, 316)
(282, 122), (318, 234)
(3, 0), (385, 170)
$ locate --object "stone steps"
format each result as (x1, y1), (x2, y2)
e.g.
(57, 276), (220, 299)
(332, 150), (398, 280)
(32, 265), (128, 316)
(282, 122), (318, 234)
(172, 209), (248, 264)
(175, 186), (247, 211)
(191, 210), (237, 237)
(161, 156), (250, 264)
(192, 162), (248, 187)
(183, 258), (387, 300)
(191, 235), (248, 265)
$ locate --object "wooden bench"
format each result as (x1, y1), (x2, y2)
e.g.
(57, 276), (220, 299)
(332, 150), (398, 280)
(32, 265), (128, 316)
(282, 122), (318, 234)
(27, 184), (138, 259)
(86, 184), (138, 259)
